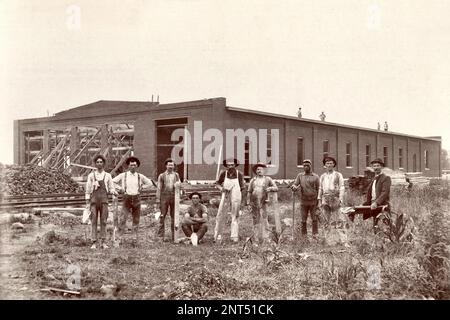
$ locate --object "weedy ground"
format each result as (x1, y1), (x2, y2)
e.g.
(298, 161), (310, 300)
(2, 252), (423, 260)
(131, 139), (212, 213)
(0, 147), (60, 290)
(3, 181), (450, 300)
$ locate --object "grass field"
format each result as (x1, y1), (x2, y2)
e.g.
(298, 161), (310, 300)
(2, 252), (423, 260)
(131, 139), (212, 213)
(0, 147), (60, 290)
(4, 182), (450, 300)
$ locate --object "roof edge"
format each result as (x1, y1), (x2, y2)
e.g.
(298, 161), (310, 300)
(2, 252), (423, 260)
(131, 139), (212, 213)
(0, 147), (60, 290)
(226, 106), (442, 142)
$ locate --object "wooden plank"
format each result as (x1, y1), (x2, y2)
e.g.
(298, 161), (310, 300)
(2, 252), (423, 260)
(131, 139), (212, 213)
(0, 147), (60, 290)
(42, 132), (70, 168)
(69, 163), (95, 170)
(29, 150), (44, 164)
(69, 129), (100, 164)
(110, 149), (131, 176)
(40, 287), (81, 295)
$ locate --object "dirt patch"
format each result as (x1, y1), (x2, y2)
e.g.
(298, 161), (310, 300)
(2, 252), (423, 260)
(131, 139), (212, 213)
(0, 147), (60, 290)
(2, 185), (450, 299)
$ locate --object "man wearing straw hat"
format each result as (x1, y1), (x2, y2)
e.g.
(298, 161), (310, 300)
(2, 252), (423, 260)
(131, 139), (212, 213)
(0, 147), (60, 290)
(214, 158), (245, 243)
(181, 192), (209, 246)
(318, 156), (348, 246)
(112, 156), (154, 245)
(246, 162), (278, 244)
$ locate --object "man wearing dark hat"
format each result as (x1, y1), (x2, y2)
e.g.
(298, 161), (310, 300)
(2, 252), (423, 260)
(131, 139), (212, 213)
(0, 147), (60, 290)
(214, 158), (245, 243)
(291, 159), (320, 238)
(156, 158), (181, 241)
(318, 156), (348, 246)
(85, 155), (117, 249)
(112, 156), (154, 244)
(362, 158), (391, 232)
(181, 192), (208, 245)
(246, 162), (278, 243)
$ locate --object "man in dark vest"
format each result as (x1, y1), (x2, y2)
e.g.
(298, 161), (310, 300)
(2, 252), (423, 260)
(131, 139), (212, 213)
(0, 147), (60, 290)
(363, 158), (392, 232)
(156, 158), (181, 241)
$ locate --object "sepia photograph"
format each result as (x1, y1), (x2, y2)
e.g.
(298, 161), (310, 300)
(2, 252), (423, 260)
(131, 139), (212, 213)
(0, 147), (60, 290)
(0, 0), (449, 307)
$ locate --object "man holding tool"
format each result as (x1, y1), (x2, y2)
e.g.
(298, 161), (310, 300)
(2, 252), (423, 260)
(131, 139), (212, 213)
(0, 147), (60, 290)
(214, 158), (245, 243)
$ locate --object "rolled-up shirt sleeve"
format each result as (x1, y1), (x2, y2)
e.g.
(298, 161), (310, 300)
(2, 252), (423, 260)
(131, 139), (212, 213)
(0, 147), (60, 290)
(106, 174), (115, 194)
(268, 177), (278, 191)
(140, 174), (155, 190)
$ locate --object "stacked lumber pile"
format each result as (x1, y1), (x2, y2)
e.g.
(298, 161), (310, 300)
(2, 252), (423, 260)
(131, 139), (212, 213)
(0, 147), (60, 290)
(383, 169), (409, 187)
(0, 164), (81, 196)
(405, 172), (429, 187)
(382, 169), (429, 187)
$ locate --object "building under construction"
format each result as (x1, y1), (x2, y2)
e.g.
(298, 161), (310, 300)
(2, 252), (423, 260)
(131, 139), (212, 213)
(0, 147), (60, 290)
(13, 97), (442, 181)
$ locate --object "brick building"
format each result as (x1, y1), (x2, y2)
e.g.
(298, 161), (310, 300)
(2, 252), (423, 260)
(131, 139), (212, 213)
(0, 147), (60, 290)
(13, 97), (442, 180)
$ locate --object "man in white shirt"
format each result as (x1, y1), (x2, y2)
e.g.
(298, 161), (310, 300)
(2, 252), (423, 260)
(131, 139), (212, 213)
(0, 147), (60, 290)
(85, 155), (117, 249)
(112, 156), (154, 244)
(318, 156), (349, 246)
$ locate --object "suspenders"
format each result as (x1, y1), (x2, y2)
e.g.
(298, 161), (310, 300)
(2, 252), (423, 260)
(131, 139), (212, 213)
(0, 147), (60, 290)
(124, 171), (141, 195)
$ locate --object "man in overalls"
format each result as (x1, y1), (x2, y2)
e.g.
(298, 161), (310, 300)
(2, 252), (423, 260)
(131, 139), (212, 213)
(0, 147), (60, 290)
(112, 156), (154, 245)
(214, 158), (245, 243)
(85, 155), (116, 249)
(318, 156), (349, 246)
(155, 158), (181, 242)
(246, 162), (278, 244)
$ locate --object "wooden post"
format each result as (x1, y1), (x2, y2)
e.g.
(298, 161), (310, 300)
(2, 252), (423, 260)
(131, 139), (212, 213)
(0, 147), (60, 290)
(43, 129), (50, 155)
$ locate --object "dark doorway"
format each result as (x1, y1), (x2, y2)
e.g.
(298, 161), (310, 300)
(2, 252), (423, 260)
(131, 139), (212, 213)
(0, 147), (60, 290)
(156, 118), (188, 180)
(412, 154), (417, 172)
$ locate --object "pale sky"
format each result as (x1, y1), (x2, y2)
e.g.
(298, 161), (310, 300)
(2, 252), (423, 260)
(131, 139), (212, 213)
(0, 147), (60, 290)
(1, 0), (449, 164)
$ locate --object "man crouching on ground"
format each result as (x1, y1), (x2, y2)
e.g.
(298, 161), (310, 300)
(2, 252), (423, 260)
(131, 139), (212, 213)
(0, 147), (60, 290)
(182, 192), (208, 246)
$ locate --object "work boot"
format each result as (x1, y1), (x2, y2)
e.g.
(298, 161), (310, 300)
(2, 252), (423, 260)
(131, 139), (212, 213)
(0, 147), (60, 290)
(213, 234), (222, 244)
(301, 222), (307, 237)
(312, 220), (318, 236)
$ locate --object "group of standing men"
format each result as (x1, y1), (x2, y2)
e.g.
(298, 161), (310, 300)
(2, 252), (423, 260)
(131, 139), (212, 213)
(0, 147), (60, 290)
(85, 152), (391, 249)
(85, 155), (205, 249)
(214, 156), (391, 245)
